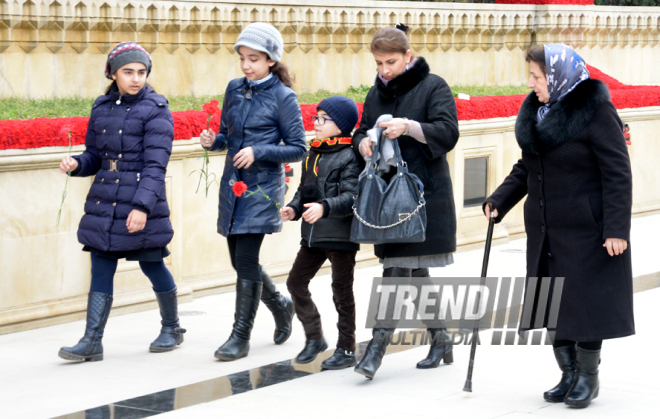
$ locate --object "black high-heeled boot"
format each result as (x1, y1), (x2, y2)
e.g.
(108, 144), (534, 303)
(417, 328), (453, 368)
(354, 266), (411, 379)
(544, 345), (576, 402)
(215, 279), (262, 361)
(149, 288), (187, 353)
(260, 267), (295, 345)
(354, 328), (393, 379)
(564, 347), (600, 408)
(58, 292), (113, 362)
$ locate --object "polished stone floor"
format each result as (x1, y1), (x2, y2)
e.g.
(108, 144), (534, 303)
(2, 214), (659, 419)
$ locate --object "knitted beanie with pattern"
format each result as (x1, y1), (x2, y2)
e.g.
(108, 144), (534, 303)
(105, 42), (152, 80)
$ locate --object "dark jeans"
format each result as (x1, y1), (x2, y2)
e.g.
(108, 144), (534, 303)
(227, 234), (266, 282)
(89, 253), (175, 295)
(286, 246), (357, 352)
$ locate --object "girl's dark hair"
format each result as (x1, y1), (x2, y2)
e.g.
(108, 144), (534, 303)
(526, 45), (546, 74)
(271, 62), (294, 88)
(105, 82), (156, 95)
(371, 26), (411, 55)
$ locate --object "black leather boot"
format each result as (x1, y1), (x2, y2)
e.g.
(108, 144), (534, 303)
(564, 347), (600, 408)
(354, 328), (393, 379)
(295, 337), (328, 364)
(58, 292), (113, 362)
(215, 279), (262, 361)
(321, 348), (357, 370)
(260, 267), (295, 345)
(149, 288), (187, 353)
(417, 328), (453, 368)
(544, 345), (576, 402)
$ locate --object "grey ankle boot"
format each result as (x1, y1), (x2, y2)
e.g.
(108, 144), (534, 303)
(59, 292), (113, 362)
(150, 288), (186, 353)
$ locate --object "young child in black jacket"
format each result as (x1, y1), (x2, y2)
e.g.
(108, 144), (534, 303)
(280, 96), (361, 369)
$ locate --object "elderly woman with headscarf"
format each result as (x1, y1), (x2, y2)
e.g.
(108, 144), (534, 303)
(484, 44), (634, 408)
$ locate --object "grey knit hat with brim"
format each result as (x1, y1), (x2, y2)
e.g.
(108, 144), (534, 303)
(233, 23), (284, 62)
(105, 42), (152, 79)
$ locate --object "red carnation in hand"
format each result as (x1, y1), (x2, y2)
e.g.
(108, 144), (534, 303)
(232, 180), (248, 197)
(202, 100), (220, 115)
(60, 124), (74, 138)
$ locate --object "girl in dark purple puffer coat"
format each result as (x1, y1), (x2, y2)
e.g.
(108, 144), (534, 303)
(57, 42), (185, 362)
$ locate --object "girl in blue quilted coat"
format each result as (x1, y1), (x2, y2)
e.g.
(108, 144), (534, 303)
(199, 23), (307, 361)
(57, 42), (185, 362)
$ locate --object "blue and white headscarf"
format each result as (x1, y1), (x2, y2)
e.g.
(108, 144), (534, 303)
(537, 44), (590, 122)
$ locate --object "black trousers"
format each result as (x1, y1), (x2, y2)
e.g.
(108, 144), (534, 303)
(286, 246), (357, 352)
(227, 234), (265, 282)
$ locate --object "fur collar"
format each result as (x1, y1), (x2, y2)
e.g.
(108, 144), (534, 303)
(515, 79), (611, 155)
(375, 57), (431, 100)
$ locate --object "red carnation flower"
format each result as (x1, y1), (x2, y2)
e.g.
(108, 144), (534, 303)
(60, 125), (74, 138)
(202, 100), (220, 115)
(232, 180), (248, 197)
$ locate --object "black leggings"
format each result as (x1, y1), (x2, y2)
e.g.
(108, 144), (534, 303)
(227, 234), (266, 283)
(553, 339), (603, 351)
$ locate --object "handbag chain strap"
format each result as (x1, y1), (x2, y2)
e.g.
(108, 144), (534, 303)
(353, 200), (426, 230)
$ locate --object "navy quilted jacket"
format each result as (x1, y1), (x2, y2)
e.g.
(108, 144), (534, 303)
(210, 76), (306, 236)
(72, 84), (174, 251)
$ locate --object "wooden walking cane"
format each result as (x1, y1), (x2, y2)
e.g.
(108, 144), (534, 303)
(463, 203), (496, 392)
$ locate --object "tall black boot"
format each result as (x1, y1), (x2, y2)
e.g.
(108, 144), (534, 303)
(564, 347), (600, 408)
(215, 279), (262, 361)
(417, 328), (453, 368)
(353, 266), (410, 379)
(259, 267), (295, 345)
(58, 292), (113, 362)
(149, 288), (187, 353)
(544, 345), (576, 402)
(354, 328), (393, 379)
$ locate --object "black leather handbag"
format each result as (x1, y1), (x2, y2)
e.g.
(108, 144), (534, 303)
(350, 131), (427, 244)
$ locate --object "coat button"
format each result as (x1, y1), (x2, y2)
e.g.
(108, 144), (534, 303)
(126, 107), (130, 111)
(101, 178), (104, 182)
(105, 152), (108, 157)
(538, 174), (542, 181)
(229, 180), (235, 185)
(115, 179), (119, 183)
(119, 130), (122, 134)
(539, 199), (544, 207)
(541, 225), (546, 233)
(112, 202), (117, 207)
(118, 154), (122, 158)
(96, 201), (100, 205)
(102, 129), (106, 134)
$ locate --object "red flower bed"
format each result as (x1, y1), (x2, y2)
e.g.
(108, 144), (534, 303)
(1, 67), (658, 151)
(496, 0), (593, 4)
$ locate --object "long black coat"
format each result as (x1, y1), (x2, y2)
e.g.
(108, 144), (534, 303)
(286, 147), (361, 246)
(72, 85), (174, 251)
(352, 57), (460, 258)
(486, 79), (634, 341)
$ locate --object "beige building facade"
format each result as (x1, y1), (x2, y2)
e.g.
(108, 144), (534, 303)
(2, 1), (660, 98)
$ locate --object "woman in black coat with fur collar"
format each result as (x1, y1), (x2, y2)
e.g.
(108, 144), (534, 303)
(352, 25), (460, 380)
(485, 44), (634, 409)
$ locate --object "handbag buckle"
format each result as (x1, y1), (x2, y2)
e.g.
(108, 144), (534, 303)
(107, 159), (118, 172)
